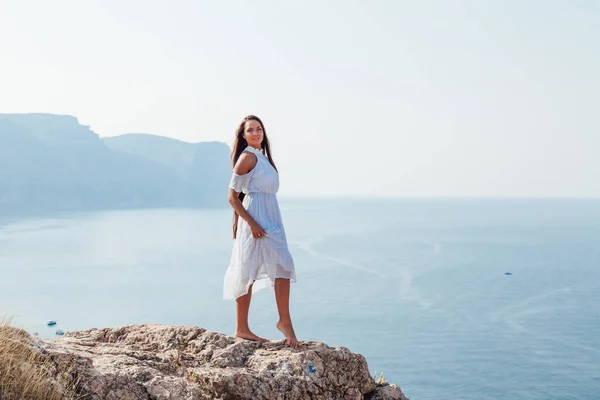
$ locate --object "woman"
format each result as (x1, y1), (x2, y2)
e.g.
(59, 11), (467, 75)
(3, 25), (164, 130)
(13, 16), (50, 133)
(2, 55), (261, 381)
(223, 115), (298, 348)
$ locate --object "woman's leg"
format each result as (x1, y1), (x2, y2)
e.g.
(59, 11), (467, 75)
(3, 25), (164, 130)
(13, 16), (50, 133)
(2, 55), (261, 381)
(274, 278), (298, 348)
(235, 283), (268, 342)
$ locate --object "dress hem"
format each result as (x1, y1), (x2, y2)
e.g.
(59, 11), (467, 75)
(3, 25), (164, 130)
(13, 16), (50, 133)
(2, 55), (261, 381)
(223, 262), (297, 300)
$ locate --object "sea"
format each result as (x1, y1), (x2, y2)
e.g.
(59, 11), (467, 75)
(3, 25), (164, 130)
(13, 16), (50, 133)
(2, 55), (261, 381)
(1, 198), (599, 400)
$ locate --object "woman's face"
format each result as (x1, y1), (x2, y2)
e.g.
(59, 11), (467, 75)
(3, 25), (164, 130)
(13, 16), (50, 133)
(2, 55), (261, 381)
(243, 119), (264, 149)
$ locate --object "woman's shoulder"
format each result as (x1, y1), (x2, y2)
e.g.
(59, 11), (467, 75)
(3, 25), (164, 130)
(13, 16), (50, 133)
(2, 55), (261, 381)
(233, 151), (258, 175)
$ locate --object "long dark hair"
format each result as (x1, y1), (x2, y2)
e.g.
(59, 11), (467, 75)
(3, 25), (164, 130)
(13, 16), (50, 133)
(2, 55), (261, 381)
(231, 115), (278, 236)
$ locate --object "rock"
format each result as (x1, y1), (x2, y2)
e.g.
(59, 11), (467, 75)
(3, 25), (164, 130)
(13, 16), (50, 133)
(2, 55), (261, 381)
(34, 324), (406, 399)
(365, 383), (407, 400)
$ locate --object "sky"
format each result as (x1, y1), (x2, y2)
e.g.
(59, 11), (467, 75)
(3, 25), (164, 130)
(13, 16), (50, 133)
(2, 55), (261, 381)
(1, 0), (599, 197)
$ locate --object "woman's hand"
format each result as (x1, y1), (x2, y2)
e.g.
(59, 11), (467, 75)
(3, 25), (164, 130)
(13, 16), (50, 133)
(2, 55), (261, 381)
(250, 222), (267, 239)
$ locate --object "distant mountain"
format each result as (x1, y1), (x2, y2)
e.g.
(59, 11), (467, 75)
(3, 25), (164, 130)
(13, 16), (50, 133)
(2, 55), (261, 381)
(0, 113), (231, 216)
(103, 133), (231, 205)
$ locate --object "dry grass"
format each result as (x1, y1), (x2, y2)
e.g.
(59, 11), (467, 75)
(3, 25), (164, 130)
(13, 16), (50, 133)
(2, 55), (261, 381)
(373, 370), (387, 384)
(0, 317), (81, 400)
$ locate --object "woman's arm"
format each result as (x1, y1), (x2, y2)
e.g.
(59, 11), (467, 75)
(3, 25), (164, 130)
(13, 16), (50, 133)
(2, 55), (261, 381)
(228, 153), (267, 239)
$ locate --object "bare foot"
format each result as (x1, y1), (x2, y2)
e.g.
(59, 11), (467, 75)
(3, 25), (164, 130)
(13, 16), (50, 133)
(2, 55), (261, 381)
(276, 320), (299, 348)
(234, 330), (269, 343)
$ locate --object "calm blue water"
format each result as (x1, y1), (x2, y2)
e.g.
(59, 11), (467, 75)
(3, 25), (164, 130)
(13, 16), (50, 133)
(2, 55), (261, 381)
(1, 198), (599, 399)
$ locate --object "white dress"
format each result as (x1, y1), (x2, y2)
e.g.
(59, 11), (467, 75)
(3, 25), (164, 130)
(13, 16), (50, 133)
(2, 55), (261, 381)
(223, 146), (296, 300)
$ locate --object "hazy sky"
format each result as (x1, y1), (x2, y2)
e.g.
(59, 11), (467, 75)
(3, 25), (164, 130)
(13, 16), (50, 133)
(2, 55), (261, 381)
(1, 0), (598, 197)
